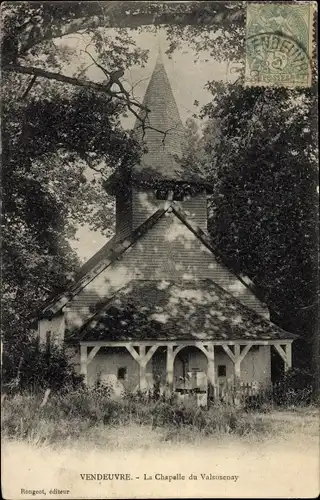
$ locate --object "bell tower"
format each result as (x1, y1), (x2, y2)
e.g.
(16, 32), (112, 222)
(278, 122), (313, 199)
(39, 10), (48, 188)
(104, 51), (210, 241)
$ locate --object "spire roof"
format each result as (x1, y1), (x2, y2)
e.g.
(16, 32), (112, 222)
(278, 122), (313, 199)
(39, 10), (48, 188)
(156, 41), (163, 64)
(131, 54), (205, 185)
(104, 52), (208, 193)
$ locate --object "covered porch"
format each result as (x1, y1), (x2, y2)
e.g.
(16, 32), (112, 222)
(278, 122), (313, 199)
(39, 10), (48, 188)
(79, 339), (293, 401)
(71, 280), (298, 404)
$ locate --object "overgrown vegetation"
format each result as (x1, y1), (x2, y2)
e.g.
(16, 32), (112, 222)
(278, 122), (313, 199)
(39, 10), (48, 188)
(271, 368), (314, 407)
(1, 388), (270, 446)
(1, 340), (315, 446)
(2, 339), (84, 393)
(2, 367), (316, 448)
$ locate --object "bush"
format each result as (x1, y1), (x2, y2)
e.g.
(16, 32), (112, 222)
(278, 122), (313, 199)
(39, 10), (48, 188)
(272, 368), (314, 406)
(3, 338), (84, 394)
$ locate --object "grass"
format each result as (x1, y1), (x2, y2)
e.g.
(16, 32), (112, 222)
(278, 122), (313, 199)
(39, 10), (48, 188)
(2, 386), (318, 451)
(2, 390), (319, 499)
(1, 387), (279, 448)
(2, 403), (319, 499)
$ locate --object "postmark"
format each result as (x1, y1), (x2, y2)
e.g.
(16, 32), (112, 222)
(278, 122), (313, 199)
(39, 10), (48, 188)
(245, 3), (315, 87)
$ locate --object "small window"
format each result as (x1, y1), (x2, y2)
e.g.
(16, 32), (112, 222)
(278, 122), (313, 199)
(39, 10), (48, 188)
(117, 367), (127, 380)
(218, 365), (226, 377)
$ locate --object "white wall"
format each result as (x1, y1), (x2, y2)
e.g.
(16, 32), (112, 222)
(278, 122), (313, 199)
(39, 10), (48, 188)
(70, 344), (272, 393)
(86, 348), (153, 392)
(241, 346), (271, 386)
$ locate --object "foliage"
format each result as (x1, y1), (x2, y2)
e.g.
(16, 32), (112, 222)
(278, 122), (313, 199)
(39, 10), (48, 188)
(1, 2), (245, 65)
(193, 81), (318, 371)
(1, 2), (150, 66)
(2, 338), (84, 392)
(1, 3), (148, 381)
(165, 1), (245, 62)
(271, 368), (314, 407)
(180, 118), (210, 175)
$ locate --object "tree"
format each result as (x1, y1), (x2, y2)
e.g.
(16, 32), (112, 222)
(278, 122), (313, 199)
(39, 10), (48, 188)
(1, 3), (149, 383)
(198, 81), (318, 388)
(1, 1), (244, 67)
(181, 118), (209, 174)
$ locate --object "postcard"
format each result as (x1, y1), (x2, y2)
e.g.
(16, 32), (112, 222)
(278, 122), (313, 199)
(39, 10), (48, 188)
(1, 1), (319, 499)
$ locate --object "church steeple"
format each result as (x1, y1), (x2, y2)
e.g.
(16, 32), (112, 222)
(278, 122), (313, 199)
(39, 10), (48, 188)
(156, 41), (164, 64)
(132, 49), (185, 180)
(105, 52), (207, 194)
(104, 51), (210, 242)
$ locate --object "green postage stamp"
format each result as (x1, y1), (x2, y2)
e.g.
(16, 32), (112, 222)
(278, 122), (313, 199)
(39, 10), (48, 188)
(245, 3), (315, 87)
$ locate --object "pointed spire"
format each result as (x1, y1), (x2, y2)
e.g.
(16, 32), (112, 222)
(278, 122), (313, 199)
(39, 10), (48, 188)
(104, 32), (207, 194)
(156, 40), (164, 65)
(134, 52), (184, 157)
(129, 39), (206, 186)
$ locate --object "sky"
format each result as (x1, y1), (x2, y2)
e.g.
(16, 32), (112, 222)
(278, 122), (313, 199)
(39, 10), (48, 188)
(60, 28), (236, 262)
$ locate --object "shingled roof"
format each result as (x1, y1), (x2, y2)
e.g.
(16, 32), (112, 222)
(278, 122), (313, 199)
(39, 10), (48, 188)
(134, 52), (185, 158)
(104, 53), (207, 193)
(75, 279), (297, 343)
(40, 204), (265, 318)
(40, 209), (167, 317)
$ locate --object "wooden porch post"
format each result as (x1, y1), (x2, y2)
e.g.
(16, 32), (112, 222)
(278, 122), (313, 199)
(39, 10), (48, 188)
(139, 346), (148, 391)
(234, 345), (241, 379)
(222, 343), (253, 381)
(166, 344), (174, 394)
(80, 345), (88, 385)
(125, 344), (160, 392)
(206, 343), (216, 400)
(286, 342), (292, 371)
(274, 343), (292, 372)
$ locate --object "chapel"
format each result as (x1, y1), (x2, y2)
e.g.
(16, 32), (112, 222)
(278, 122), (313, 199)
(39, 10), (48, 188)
(37, 53), (296, 402)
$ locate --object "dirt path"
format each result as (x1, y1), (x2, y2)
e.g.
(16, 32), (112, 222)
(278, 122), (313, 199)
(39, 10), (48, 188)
(2, 411), (319, 499)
